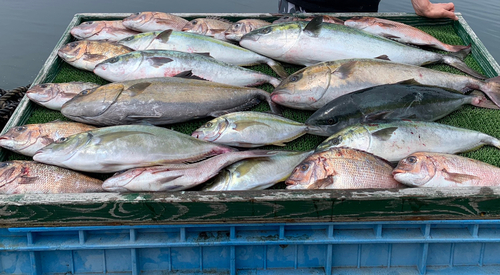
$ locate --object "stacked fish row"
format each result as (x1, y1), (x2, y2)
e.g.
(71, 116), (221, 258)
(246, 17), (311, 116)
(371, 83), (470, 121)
(2, 12), (499, 194)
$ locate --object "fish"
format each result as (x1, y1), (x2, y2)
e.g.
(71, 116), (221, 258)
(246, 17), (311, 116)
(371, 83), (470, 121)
(224, 19), (271, 41)
(272, 14), (344, 25)
(26, 82), (100, 110)
(32, 124), (236, 173)
(102, 150), (276, 192)
(70, 20), (140, 41)
(0, 160), (103, 194)
(286, 147), (404, 189)
(182, 17), (233, 41)
(271, 58), (500, 110)
(204, 150), (313, 191)
(393, 152), (500, 187)
(344, 16), (471, 52)
(117, 30), (288, 78)
(316, 121), (500, 162)
(239, 17), (485, 79)
(93, 50), (281, 87)
(61, 77), (281, 126)
(0, 121), (96, 157)
(191, 111), (318, 147)
(122, 11), (188, 32)
(57, 40), (134, 71)
(305, 83), (499, 136)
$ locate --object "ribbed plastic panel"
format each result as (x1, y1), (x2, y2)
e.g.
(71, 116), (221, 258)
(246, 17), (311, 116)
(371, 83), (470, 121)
(1, 220), (500, 274)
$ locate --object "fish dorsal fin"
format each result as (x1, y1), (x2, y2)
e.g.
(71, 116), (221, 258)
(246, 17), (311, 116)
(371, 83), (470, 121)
(375, 55), (391, 61)
(155, 19), (176, 25)
(380, 33), (400, 39)
(126, 82), (152, 97)
(233, 121), (270, 132)
(156, 29), (173, 43)
(148, 57), (174, 68)
(331, 61), (358, 79)
(303, 16), (323, 37)
(396, 79), (422, 86)
(205, 16), (232, 24)
(442, 168), (481, 184)
(173, 70), (208, 81)
(377, 21), (399, 29)
(372, 127), (398, 141)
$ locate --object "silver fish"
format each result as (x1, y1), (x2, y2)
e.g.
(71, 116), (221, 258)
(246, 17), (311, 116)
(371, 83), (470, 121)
(224, 19), (271, 41)
(122, 11), (188, 32)
(26, 82), (99, 110)
(70, 20), (139, 41)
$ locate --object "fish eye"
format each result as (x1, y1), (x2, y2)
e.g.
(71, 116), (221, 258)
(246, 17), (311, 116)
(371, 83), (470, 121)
(57, 137), (68, 143)
(40, 84), (47, 88)
(0, 163), (8, 168)
(122, 36), (133, 41)
(84, 21), (93, 25)
(289, 75), (301, 82)
(204, 122), (213, 128)
(300, 163), (309, 172)
(107, 57), (119, 63)
(80, 89), (90, 95)
(260, 27), (272, 34)
(407, 156), (418, 164)
(191, 20), (197, 25)
(326, 117), (338, 125)
(133, 12), (140, 16)
(329, 135), (342, 145)
(15, 126), (27, 132)
(234, 23), (241, 28)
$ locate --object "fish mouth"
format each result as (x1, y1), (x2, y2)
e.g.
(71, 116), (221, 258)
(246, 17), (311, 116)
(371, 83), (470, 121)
(392, 169), (405, 176)
(270, 91), (289, 102)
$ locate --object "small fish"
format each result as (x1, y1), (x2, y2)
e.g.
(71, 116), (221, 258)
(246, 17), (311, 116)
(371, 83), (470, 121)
(393, 152), (500, 187)
(102, 150), (276, 192)
(345, 16), (470, 52)
(93, 50), (281, 87)
(58, 40), (134, 71)
(0, 121), (96, 157)
(122, 11), (188, 32)
(286, 147), (404, 189)
(192, 111), (317, 147)
(33, 125), (236, 173)
(182, 17), (232, 41)
(70, 20), (140, 41)
(204, 150), (313, 191)
(0, 160), (103, 194)
(26, 82), (99, 110)
(305, 83), (499, 136)
(272, 14), (344, 25)
(224, 19), (271, 41)
(316, 121), (500, 162)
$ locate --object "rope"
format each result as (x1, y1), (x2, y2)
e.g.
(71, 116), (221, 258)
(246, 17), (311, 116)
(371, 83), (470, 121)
(0, 84), (31, 126)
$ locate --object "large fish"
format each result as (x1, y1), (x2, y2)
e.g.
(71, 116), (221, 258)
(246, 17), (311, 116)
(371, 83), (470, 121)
(0, 121), (96, 157)
(182, 17), (233, 41)
(344, 16), (471, 52)
(271, 58), (500, 110)
(122, 11), (188, 32)
(191, 111), (317, 147)
(272, 14), (344, 25)
(61, 77), (280, 126)
(58, 40), (134, 71)
(305, 83), (499, 136)
(239, 17), (484, 79)
(118, 30), (288, 78)
(286, 147), (404, 189)
(32, 125), (235, 173)
(0, 160), (103, 194)
(204, 150), (313, 191)
(393, 152), (500, 187)
(224, 19), (271, 42)
(70, 20), (139, 41)
(102, 150), (276, 192)
(316, 121), (500, 162)
(93, 50), (281, 87)
(26, 82), (100, 110)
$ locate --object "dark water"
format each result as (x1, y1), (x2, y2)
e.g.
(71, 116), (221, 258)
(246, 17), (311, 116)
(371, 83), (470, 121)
(0, 0), (498, 89)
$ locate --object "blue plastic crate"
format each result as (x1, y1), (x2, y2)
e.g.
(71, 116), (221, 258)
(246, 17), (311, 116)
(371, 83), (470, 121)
(1, 220), (500, 274)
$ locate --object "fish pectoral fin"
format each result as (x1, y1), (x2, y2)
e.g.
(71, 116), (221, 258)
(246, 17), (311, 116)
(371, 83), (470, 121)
(19, 176), (39, 185)
(375, 55), (391, 61)
(154, 19), (177, 25)
(372, 127), (398, 141)
(155, 29), (173, 42)
(97, 131), (155, 144)
(83, 54), (108, 62)
(331, 61), (358, 79)
(194, 52), (214, 58)
(396, 79), (422, 85)
(173, 70), (208, 81)
(126, 82), (152, 96)
(380, 33), (400, 40)
(303, 16), (323, 37)
(364, 111), (393, 122)
(271, 142), (287, 147)
(148, 57), (174, 68)
(442, 168), (481, 184)
(233, 121), (270, 132)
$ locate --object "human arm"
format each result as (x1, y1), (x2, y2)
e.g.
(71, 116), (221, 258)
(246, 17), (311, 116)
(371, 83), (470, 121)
(411, 0), (459, 20)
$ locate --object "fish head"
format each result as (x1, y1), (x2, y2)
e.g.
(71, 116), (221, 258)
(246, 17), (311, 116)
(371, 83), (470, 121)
(118, 32), (158, 51)
(32, 131), (93, 167)
(61, 83), (124, 122)
(0, 161), (28, 190)
(0, 125), (42, 155)
(224, 22), (246, 41)
(305, 96), (359, 136)
(344, 16), (374, 29)
(182, 19), (208, 34)
(94, 53), (140, 81)
(122, 12), (152, 29)
(316, 125), (369, 152)
(272, 16), (299, 24)
(102, 168), (146, 192)
(285, 155), (331, 189)
(71, 21), (105, 40)
(240, 23), (301, 58)
(26, 83), (61, 104)
(392, 153), (436, 187)
(271, 65), (331, 109)
(191, 117), (229, 142)
(58, 41), (87, 63)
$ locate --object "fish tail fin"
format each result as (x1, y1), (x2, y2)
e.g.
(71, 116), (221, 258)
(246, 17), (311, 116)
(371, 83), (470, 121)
(267, 59), (289, 78)
(442, 43), (471, 53)
(441, 48), (487, 80)
(470, 90), (500, 109)
(481, 76), (500, 108)
(486, 136), (500, 150)
(269, 77), (281, 87)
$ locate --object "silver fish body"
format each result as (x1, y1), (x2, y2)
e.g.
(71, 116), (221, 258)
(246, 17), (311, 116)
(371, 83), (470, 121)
(122, 12), (188, 32)
(93, 50), (280, 87)
(26, 82), (100, 110)
(70, 20), (139, 41)
(32, 125), (235, 173)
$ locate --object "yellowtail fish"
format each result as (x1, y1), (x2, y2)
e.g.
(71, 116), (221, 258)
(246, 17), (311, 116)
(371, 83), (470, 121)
(393, 152), (500, 187)
(122, 11), (188, 32)
(70, 20), (139, 41)
(26, 82), (99, 110)
(182, 17), (232, 41)
(272, 14), (344, 25)
(0, 121), (96, 157)
(224, 19), (271, 41)
(286, 147), (404, 189)
(0, 160), (103, 194)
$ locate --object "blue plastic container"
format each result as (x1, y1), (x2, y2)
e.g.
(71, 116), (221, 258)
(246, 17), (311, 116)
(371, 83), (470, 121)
(2, 220), (500, 274)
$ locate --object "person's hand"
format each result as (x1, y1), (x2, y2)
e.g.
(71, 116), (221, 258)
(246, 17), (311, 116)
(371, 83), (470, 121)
(411, 0), (459, 20)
